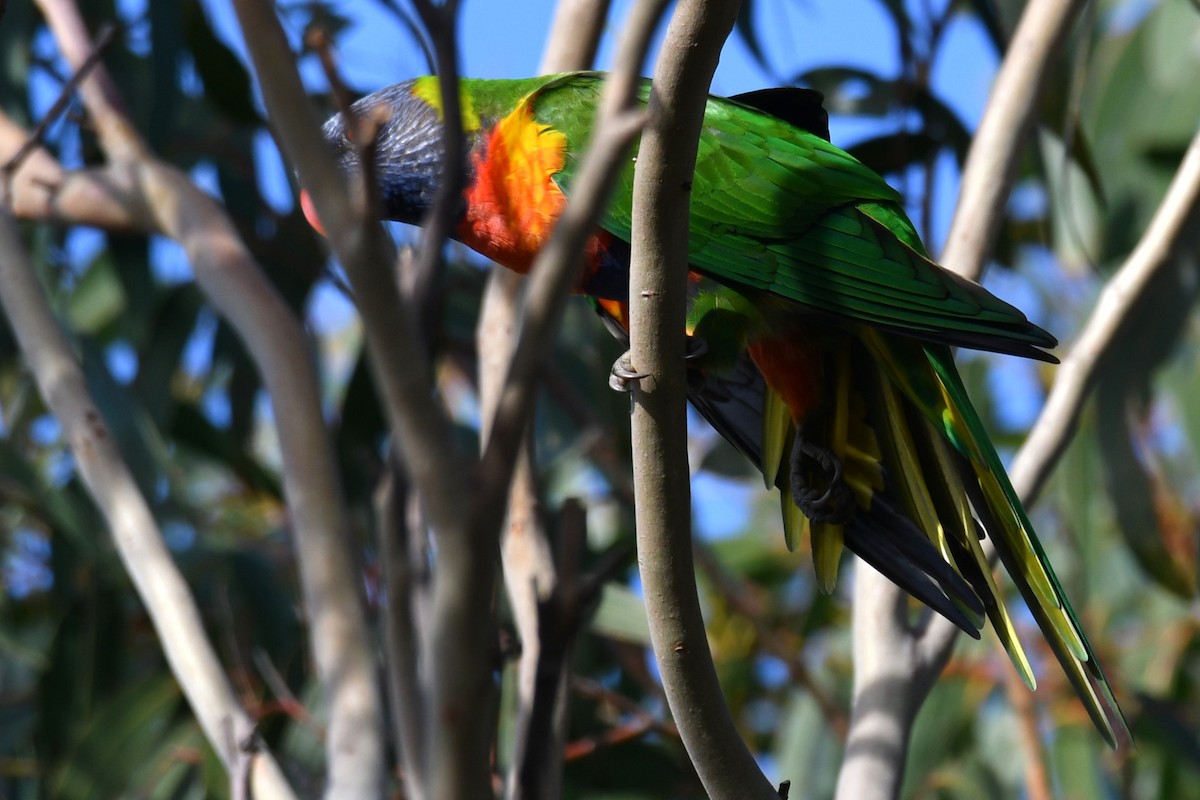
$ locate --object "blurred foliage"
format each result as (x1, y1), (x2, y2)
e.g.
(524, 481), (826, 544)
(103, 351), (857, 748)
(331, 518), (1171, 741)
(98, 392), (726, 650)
(0, 0), (1198, 798)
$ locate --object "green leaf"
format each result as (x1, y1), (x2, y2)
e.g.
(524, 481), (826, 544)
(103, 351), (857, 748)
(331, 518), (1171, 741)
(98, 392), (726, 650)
(772, 689), (842, 796)
(733, 0), (775, 77)
(66, 253), (127, 335)
(184, 3), (261, 125)
(1049, 726), (1106, 800)
(590, 583), (651, 645)
(849, 131), (941, 176)
(49, 676), (182, 799)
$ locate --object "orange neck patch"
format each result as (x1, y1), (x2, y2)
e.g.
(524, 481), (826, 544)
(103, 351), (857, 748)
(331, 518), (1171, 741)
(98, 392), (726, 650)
(459, 99), (569, 273)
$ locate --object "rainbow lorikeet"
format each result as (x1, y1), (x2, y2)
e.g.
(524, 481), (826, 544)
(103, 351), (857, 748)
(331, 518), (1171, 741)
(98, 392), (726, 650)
(303, 72), (1129, 747)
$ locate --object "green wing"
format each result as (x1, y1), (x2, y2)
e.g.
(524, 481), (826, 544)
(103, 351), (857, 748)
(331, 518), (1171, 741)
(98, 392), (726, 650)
(532, 74), (1055, 359)
(529, 72), (1128, 748)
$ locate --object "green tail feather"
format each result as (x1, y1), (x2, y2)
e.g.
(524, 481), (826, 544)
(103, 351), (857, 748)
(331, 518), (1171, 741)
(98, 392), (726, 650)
(860, 327), (1131, 748)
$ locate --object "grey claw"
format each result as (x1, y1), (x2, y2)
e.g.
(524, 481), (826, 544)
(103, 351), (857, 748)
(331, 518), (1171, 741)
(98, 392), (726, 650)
(609, 352), (649, 392)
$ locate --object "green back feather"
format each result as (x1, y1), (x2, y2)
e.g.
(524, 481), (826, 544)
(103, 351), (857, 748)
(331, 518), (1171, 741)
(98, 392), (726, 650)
(523, 73), (1055, 359)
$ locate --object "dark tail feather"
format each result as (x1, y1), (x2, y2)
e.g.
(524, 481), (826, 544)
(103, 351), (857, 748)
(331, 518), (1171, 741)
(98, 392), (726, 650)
(846, 494), (985, 636)
(686, 353), (770, 469)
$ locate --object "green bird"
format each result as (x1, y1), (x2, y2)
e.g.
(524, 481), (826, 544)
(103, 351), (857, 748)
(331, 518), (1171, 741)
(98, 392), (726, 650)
(303, 72), (1130, 747)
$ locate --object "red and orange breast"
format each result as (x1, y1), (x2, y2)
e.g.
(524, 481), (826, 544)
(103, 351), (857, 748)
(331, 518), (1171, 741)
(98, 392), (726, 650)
(459, 100), (569, 273)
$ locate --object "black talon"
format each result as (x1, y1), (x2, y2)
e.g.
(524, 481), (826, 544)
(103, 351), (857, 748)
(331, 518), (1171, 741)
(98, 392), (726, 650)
(609, 352), (649, 392)
(789, 433), (853, 524)
(685, 335), (709, 361)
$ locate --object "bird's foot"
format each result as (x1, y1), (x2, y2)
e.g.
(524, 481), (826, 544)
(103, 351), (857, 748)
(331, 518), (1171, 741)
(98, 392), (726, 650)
(609, 351), (649, 392)
(609, 336), (708, 392)
(789, 435), (853, 524)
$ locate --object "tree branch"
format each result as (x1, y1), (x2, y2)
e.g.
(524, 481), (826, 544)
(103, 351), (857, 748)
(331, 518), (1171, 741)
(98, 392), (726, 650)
(229, 0), (470, 543)
(458, 2), (662, 790)
(0, 111), (147, 230)
(834, 565), (949, 800)
(844, 126), (1200, 798)
(407, 0), (466, 332)
(540, 0), (612, 74)
(626, 1), (780, 797)
(0, 212), (297, 800)
(1009, 127), (1200, 503)
(35, 2), (386, 795)
(1004, 648), (1054, 800)
(940, 0), (1087, 282)
(374, 461), (429, 799)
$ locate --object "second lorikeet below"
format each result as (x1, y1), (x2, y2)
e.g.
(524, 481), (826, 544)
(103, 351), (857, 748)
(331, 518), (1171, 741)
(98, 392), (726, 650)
(302, 72), (1130, 747)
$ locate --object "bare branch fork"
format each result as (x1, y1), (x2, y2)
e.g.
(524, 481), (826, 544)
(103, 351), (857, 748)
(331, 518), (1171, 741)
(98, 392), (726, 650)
(0, 23), (114, 202)
(235, 0), (669, 795)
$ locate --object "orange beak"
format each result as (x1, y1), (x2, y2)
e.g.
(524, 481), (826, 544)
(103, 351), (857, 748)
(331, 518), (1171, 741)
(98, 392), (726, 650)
(299, 189), (325, 237)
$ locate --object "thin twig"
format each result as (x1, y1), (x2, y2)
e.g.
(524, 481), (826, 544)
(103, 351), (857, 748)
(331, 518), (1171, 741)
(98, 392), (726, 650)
(570, 676), (680, 740)
(569, 673), (684, 761)
(252, 649), (322, 735)
(1003, 649), (1054, 800)
(377, 0), (437, 73)
(406, 0), (465, 328)
(563, 717), (660, 760)
(0, 24), (115, 202)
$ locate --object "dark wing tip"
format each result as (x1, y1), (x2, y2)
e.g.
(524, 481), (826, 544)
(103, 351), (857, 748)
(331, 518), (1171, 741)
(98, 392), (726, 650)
(845, 496), (987, 636)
